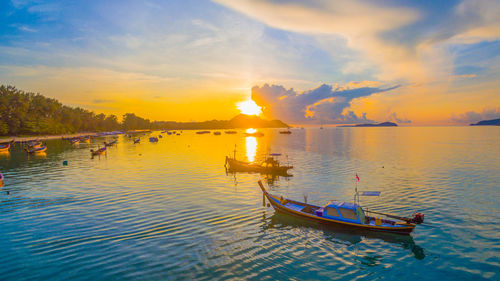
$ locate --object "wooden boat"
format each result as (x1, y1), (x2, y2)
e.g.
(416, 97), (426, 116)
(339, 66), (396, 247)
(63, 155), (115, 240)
(80, 136), (91, 143)
(258, 181), (424, 234)
(213, 131), (221, 135)
(104, 140), (117, 147)
(279, 130), (292, 134)
(225, 152), (292, 176)
(90, 146), (106, 156)
(0, 143), (10, 152)
(25, 145), (47, 153)
(134, 138), (140, 144)
(26, 141), (42, 149)
(225, 131), (237, 134)
(149, 137), (159, 142)
(70, 138), (80, 145)
(196, 131), (210, 134)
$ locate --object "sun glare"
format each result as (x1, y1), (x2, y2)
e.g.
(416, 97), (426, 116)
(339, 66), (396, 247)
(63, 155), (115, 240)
(237, 99), (262, 116)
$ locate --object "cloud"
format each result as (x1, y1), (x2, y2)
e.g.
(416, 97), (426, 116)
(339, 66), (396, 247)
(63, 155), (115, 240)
(388, 112), (411, 124)
(251, 83), (398, 124)
(451, 107), (500, 124)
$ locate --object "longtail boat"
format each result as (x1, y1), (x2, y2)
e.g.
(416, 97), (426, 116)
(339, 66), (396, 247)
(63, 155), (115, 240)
(104, 140), (117, 147)
(90, 146), (106, 156)
(26, 141), (42, 149)
(70, 138), (80, 145)
(224, 131), (237, 134)
(258, 181), (424, 234)
(80, 136), (91, 143)
(225, 152), (292, 176)
(25, 145), (47, 153)
(0, 143), (10, 152)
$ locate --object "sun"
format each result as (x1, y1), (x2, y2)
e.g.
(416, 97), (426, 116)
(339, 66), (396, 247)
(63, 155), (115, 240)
(237, 99), (262, 116)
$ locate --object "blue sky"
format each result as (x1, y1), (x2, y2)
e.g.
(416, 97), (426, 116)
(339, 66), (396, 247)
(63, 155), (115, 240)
(0, 0), (499, 124)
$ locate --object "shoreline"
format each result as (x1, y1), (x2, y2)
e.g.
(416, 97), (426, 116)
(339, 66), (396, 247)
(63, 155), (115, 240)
(0, 133), (100, 142)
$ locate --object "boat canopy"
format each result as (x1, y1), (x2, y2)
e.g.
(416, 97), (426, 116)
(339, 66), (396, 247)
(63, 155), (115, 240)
(324, 201), (359, 210)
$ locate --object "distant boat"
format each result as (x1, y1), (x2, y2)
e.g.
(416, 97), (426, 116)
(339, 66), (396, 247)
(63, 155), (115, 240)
(225, 152), (292, 176)
(0, 143), (10, 152)
(213, 131), (221, 135)
(134, 138), (140, 144)
(244, 132), (264, 137)
(159, 135), (163, 138)
(224, 131), (237, 134)
(90, 146), (106, 156)
(279, 129), (292, 134)
(167, 132), (172, 135)
(70, 138), (80, 145)
(25, 145), (46, 153)
(104, 140), (117, 147)
(149, 137), (159, 142)
(257, 181), (422, 234)
(196, 131), (210, 134)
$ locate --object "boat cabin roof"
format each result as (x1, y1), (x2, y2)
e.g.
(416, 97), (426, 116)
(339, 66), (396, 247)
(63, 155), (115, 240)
(324, 201), (360, 210)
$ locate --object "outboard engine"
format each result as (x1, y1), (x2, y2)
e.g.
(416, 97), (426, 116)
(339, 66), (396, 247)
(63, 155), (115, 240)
(410, 212), (425, 224)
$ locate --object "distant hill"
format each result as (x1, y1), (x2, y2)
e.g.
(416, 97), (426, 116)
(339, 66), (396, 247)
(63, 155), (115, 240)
(152, 114), (288, 130)
(338, 122), (398, 127)
(470, 118), (500, 126)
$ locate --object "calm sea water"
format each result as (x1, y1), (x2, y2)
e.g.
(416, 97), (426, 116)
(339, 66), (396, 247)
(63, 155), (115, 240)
(0, 127), (498, 280)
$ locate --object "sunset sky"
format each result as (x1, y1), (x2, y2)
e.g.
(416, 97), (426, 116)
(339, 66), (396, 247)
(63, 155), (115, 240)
(1, 0), (499, 125)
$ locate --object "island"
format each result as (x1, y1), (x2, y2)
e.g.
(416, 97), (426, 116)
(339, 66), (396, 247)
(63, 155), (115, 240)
(470, 118), (500, 126)
(337, 122), (398, 127)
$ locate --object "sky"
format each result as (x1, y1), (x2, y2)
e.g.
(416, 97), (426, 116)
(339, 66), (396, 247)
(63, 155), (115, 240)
(0, 0), (499, 125)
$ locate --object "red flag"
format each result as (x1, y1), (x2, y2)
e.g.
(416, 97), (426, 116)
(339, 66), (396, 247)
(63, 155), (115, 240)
(356, 173), (360, 181)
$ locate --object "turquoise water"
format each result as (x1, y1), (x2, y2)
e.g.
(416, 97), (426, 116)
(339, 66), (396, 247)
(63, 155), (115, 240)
(0, 127), (498, 280)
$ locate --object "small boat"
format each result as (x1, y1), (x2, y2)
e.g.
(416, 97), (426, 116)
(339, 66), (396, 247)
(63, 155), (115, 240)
(279, 130), (292, 134)
(258, 181), (424, 234)
(244, 132), (264, 137)
(167, 132), (172, 135)
(161, 131), (167, 134)
(196, 131), (210, 134)
(176, 133), (180, 136)
(213, 131), (221, 135)
(158, 135), (163, 138)
(80, 136), (91, 143)
(225, 152), (292, 176)
(149, 137), (159, 142)
(70, 138), (80, 145)
(0, 143), (10, 152)
(90, 146), (106, 156)
(134, 138), (140, 144)
(104, 140), (117, 147)
(25, 145), (47, 153)
(225, 131), (237, 134)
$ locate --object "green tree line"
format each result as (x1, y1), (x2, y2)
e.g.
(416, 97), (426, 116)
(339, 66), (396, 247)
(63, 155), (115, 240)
(0, 85), (137, 135)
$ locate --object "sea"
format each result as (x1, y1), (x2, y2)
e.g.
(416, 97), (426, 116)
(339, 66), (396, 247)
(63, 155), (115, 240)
(0, 127), (498, 280)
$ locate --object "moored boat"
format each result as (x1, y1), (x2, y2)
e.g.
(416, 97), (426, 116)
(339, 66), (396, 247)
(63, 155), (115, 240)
(225, 152), (292, 176)
(149, 137), (159, 142)
(279, 130), (292, 134)
(0, 143), (10, 152)
(104, 140), (117, 147)
(224, 131), (237, 134)
(257, 181), (424, 234)
(70, 138), (80, 145)
(25, 145), (47, 153)
(90, 146), (106, 156)
(80, 136), (91, 143)
(213, 131), (221, 135)
(134, 138), (140, 144)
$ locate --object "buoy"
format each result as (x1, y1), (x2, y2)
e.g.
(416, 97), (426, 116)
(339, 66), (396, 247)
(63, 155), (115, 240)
(62, 160), (68, 166)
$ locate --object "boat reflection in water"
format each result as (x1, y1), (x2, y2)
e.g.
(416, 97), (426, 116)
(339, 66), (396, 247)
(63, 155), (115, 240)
(262, 211), (426, 260)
